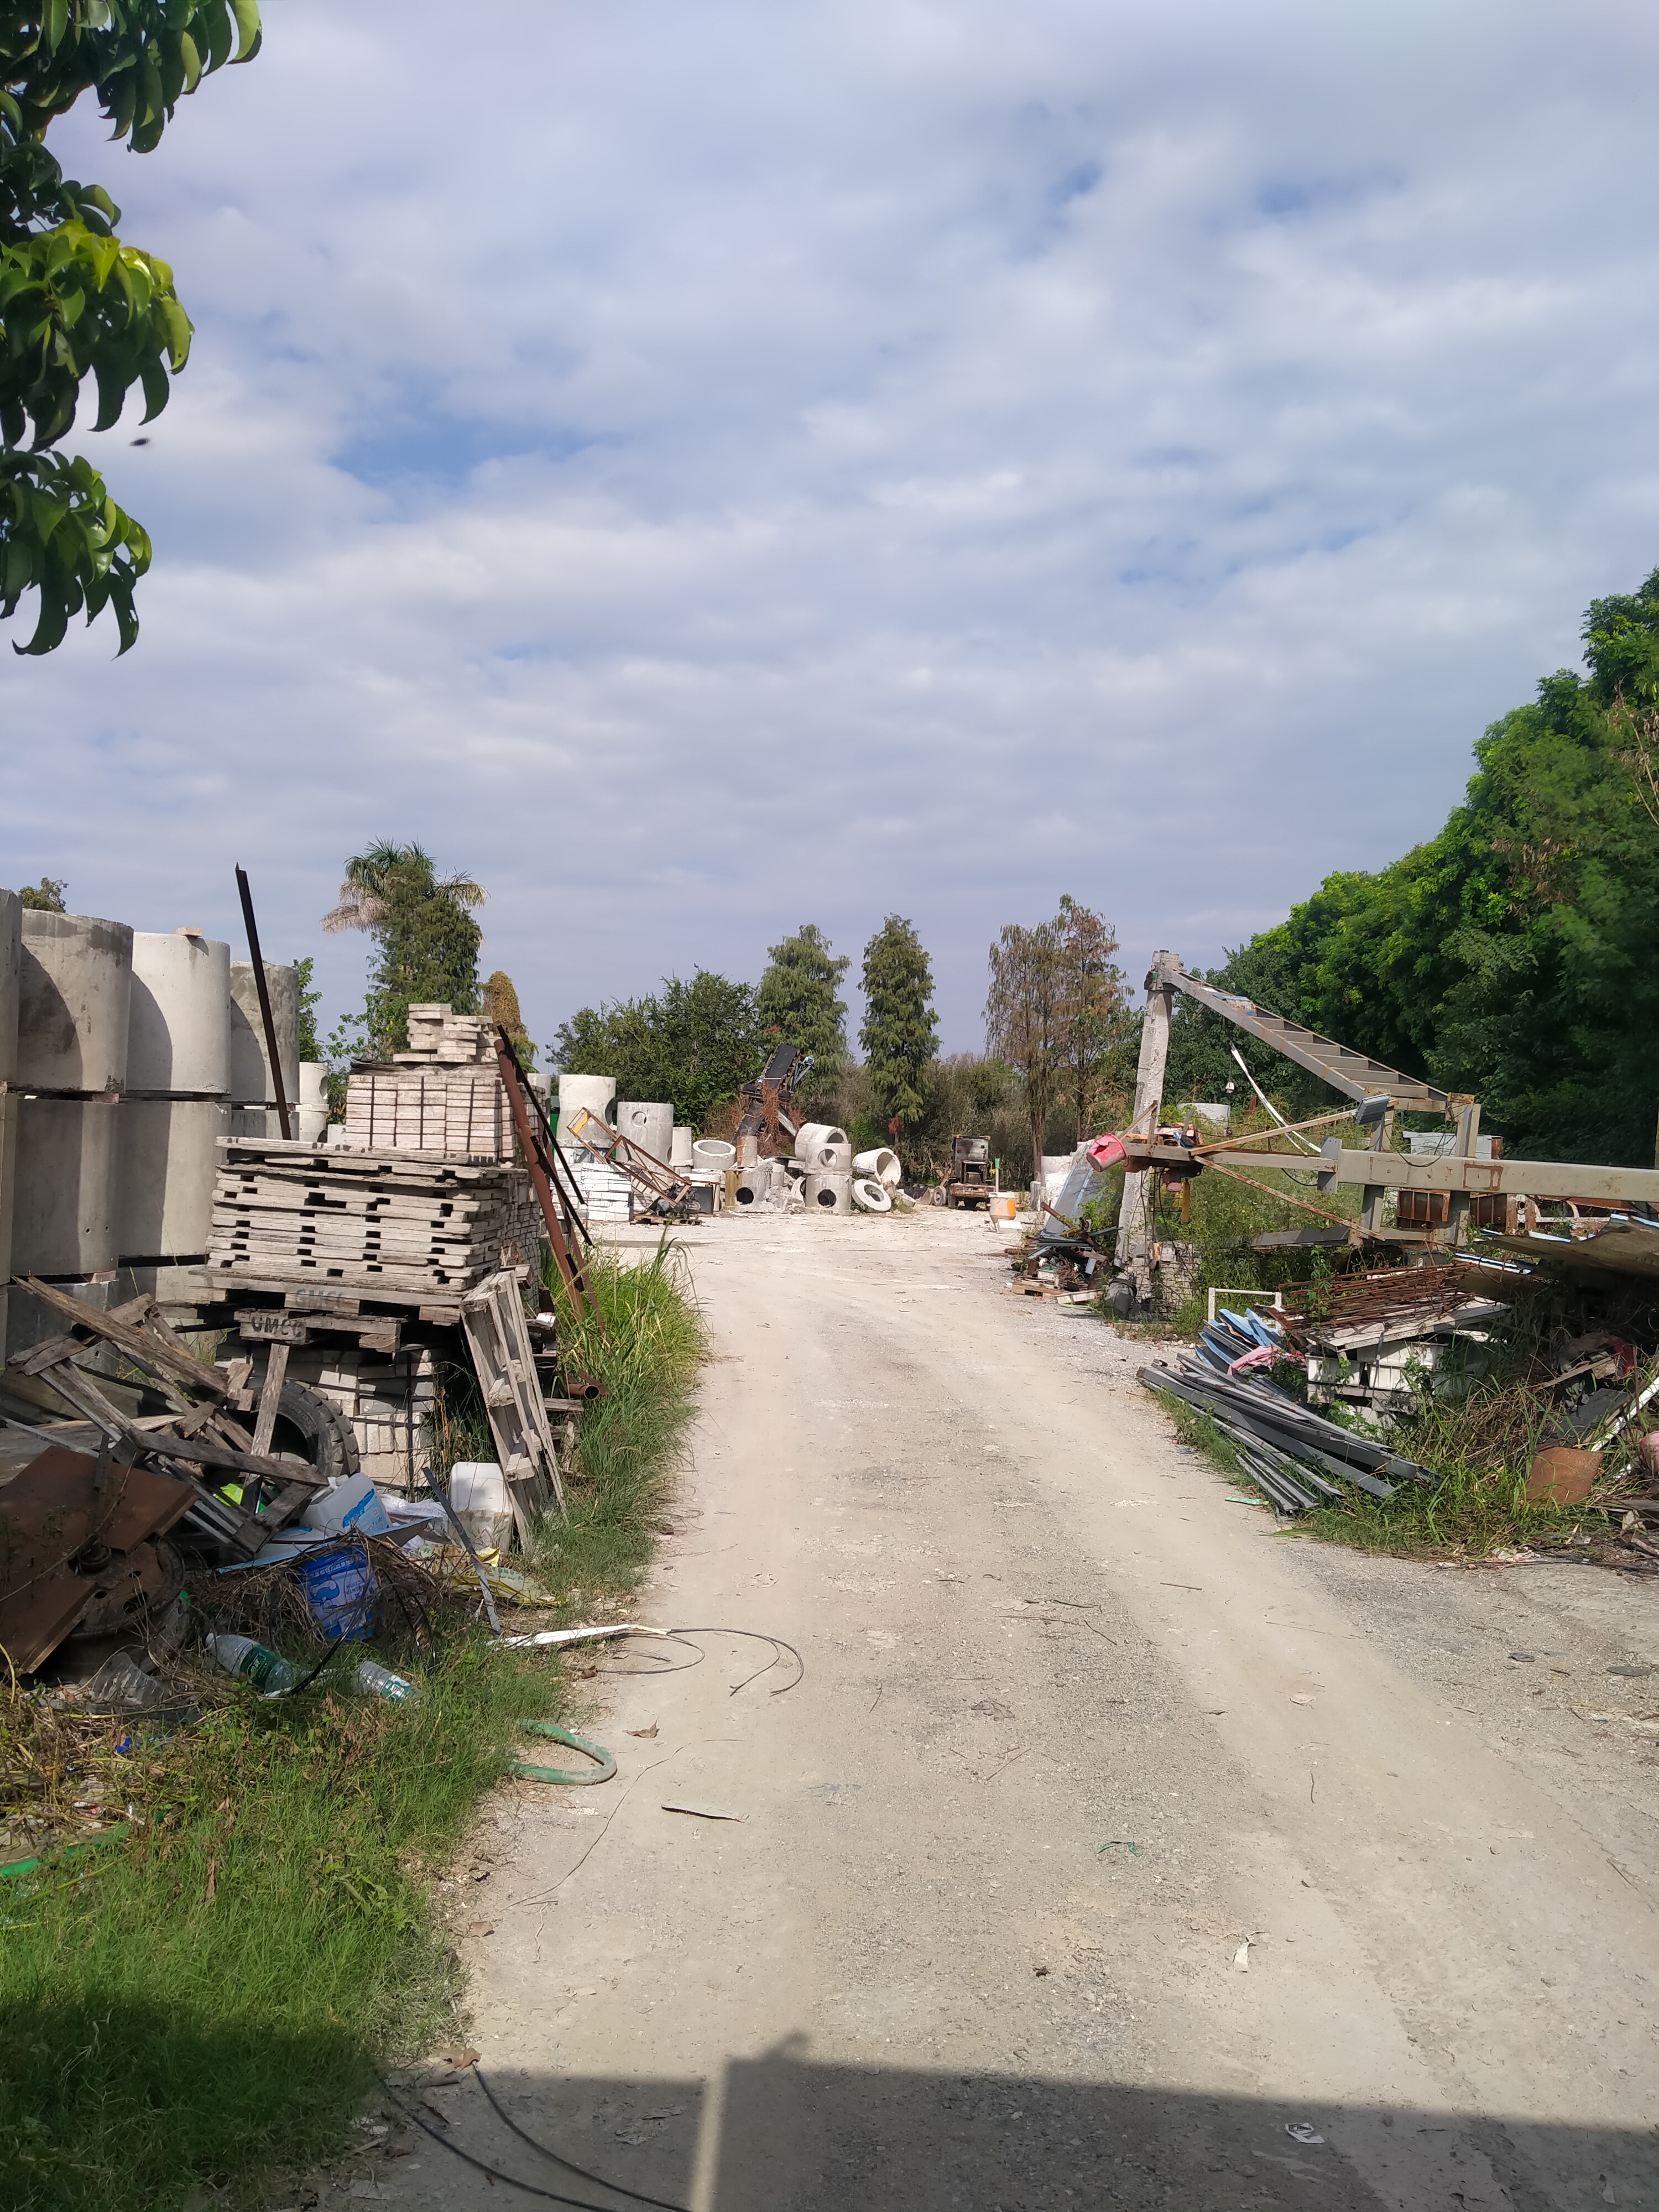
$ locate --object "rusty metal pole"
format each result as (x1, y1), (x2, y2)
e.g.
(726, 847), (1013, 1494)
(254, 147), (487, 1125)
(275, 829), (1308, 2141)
(234, 866), (294, 1140)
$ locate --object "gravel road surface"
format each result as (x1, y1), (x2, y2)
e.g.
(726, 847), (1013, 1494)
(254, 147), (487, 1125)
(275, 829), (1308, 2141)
(349, 1208), (1656, 2212)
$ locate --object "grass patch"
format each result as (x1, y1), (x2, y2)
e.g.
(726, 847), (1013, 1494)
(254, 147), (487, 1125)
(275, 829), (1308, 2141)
(528, 1234), (707, 1609)
(0, 1630), (557, 2212)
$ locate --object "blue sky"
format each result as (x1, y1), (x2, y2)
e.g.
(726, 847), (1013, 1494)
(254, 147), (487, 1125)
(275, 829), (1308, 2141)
(4, 0), (1655, 1056)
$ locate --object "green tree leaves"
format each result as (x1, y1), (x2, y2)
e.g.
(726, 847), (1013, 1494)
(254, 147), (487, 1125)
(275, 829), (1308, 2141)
(552, 971), (766, 1130)
(321, 842), (487, 1058)
(1, 445), (149, 650)
(859, 915), (937, 1135)
(1, 0), (262, 651)
(756, 923), (849, 1097)
(1165, 568), (1659, 1166)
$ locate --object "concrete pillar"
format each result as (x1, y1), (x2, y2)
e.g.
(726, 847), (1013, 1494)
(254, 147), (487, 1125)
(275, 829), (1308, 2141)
(16, 909), (133, 1093)
(1115, 953), (1177, 1284)
(128, 932), (232, 1094)
(228, 960), (300, 1108)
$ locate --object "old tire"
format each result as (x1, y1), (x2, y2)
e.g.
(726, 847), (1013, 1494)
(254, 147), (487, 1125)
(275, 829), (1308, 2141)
(236, 1380), (361, 1484)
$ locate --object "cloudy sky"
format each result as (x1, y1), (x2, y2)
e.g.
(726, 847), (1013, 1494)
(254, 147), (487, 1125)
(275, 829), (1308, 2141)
(6, 0), (1655, 1055)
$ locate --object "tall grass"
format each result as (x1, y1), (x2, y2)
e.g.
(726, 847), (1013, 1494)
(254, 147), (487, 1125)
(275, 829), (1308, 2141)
(0, 1632), (556, 2212)
(529, 1234), (707, 1604)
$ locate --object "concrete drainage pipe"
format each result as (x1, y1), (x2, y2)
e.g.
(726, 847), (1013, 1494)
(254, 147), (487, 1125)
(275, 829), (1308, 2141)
(733, 1164), (769, 1207)
(853, 1147), (901, 1187)
(692, 1138), (736, 1176)
(851, 1177), (892, 1213)
(794, 1122), (848, 1161)
(804, 1170), (852, 1214)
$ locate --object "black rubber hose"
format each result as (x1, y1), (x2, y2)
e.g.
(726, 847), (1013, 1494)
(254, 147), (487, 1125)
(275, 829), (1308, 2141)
(474, 2067), (692, 2212)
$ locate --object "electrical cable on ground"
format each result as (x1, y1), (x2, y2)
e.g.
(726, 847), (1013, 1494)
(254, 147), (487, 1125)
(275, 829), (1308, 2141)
(667, 1626), (804, 1695)
(387, 2096), (661, 2210)
(473, 2066), (692, 2212)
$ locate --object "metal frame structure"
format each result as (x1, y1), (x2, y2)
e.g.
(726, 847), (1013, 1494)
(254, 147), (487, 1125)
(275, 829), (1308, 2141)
(1115, 951), (1658, 1287)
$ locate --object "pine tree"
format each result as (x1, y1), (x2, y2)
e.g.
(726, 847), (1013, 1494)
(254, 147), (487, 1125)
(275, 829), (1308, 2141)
(484, 971), (534, 1065)
(757, 924), (850, 1092)
(859, 916), (938, 1135)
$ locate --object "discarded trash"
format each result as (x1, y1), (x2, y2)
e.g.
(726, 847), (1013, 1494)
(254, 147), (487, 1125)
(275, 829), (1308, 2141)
(294, 1544), (378, 1641)
(1525, 1447), (1602, 1505)
(511, 1723), (617, 1785)
(1285, 2122), (1324, 2145)
(661, 1801), (744, 1821)
(79, 1651), (169, 1711)
(1233, 1939), (1251, 1970)
(300, 1472), (392, 1540)
(353, 1661), (421, 1703)
(204, 1632), (300, 1693)
(628, 1723), (659, 1738)
(446, 1462), (514, 1554)
(431, 2045), (481, 2070)
(1098, 1839), (1138, 1855)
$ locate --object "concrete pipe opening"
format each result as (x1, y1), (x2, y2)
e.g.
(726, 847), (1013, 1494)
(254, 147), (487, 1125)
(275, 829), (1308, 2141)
(851, 1177), (892, 1213)
(815, 1142), (854, 1172)
(853, 1146), (902, 1188)
(804, 1170), (852, 1215)
(794, 1122), (848, 1161)
(692, 1138), (737, 1174)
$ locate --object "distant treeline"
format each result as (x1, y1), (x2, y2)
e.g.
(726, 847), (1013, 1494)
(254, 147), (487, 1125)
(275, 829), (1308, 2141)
(1166, 570), (1659, 1166)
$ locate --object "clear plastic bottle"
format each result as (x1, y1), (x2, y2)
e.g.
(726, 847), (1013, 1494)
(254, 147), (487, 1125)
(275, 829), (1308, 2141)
(352, 1660), (421, 1704)
(203, 1632), (300, 1693)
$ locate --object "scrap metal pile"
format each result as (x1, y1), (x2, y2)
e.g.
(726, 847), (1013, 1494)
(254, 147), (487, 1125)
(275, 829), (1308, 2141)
(1139, 1301), (1437, 1516)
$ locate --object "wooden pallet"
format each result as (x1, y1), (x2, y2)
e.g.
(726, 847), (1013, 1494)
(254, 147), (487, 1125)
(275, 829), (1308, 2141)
(461, 1271), (562, 1536)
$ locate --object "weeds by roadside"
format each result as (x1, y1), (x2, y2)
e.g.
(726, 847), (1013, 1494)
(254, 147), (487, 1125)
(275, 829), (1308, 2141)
(527, 1235), (707, 1611)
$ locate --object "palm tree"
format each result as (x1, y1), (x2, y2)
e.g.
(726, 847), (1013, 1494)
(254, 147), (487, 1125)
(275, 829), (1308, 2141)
(322, 841), (486, 934)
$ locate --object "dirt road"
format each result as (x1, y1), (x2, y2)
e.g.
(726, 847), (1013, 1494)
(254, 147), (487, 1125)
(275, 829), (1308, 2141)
(365, 1208), (1656, 2212)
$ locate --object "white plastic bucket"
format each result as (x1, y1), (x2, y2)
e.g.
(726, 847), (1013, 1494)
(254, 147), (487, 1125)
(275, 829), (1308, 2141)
(448, 1462), (514, 1553)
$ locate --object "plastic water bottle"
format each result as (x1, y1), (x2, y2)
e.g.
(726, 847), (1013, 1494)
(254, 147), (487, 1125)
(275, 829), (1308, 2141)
(352, 1660), (421, 1704)
(204, 1633), (300, 1693)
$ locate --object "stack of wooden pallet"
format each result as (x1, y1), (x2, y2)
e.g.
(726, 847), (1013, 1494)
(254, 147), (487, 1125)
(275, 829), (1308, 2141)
(204, 1139), (542, 1301)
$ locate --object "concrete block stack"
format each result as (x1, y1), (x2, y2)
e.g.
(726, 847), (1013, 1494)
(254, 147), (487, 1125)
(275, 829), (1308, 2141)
(342, 1004), (511, 1156)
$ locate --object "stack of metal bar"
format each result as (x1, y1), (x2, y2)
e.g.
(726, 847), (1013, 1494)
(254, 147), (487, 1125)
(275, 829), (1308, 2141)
(1138, 1306), (1435, 1514)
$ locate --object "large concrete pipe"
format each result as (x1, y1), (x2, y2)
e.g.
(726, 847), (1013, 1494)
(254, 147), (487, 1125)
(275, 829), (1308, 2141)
(11, 1097), (119, 1275)
(692, 1138), (736, 1176)
(0, 888), (19, 1084)
(615, 1100), (672, 1164)
(804, 1169), (852, 1214)
(853, 1146), (902, 1188)
(670, 1125), (695, 1170)
(117, 1098), (228, 1260)
(128, 932), (231, 1095)
(557, 1073), (617, 1152)
(794, 1121), (848, 1161)
(851, 1176), (893, 1213)
(16, 909), (133, 1093)
(229, 961), (299, 1108)
(297, 1062), (330, 1144)
(732, 1164), (769, 1208)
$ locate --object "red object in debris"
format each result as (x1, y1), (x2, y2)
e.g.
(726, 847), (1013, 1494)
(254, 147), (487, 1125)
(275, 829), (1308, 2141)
(1087, 1134), (1128, 1170)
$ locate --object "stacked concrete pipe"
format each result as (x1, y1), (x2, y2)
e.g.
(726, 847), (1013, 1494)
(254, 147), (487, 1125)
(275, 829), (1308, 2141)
(8, 906), (133, 1355)
(557, 1073), (617, 1154)
(297, 1061), (330, 1144)
(228, 959), (300, 1137)
(119, 930), (232, 1267)
(804, 1170), (852, 1214)
(0, 889), (18, 1353)
(615, 1100), (673, 1166)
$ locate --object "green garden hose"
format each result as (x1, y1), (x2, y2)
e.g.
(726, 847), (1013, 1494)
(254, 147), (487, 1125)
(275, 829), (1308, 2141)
(512, 1723), (616, 1786)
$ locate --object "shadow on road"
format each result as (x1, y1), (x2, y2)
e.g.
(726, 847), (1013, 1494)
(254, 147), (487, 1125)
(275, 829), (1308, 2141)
(410, 2046), (1647, 2211)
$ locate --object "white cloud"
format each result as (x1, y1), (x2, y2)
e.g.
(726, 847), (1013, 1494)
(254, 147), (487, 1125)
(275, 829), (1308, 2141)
(4, 0), (1655, 1053)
